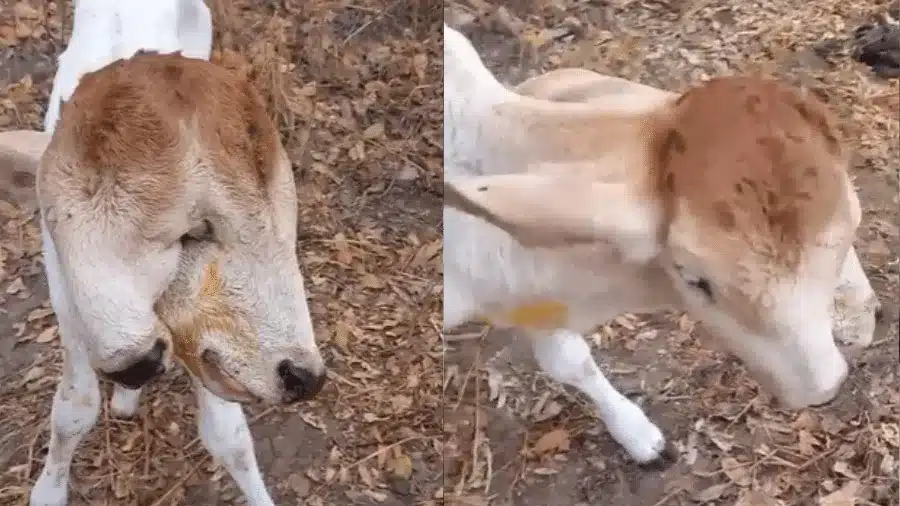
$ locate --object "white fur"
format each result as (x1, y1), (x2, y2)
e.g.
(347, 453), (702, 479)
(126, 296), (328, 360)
(44, 0), (212, 134)
(442, 24), (879, 464)
(30, 2), (281, 505)
(533, 330), (667, 463)
(194, 378), (276, 506)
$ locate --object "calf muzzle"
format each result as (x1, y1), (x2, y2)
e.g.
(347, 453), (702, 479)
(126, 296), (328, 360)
(278, 359), (326, 403)
(101, 339), (168, 389)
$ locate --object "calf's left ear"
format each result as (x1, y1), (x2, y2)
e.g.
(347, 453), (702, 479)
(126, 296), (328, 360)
(0, 129), (50, 171)
(0, 129), (51, 210)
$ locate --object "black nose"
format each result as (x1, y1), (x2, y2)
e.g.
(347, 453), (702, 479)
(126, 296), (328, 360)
(277, 359), (325, 402)
(103, 339), (168, 389)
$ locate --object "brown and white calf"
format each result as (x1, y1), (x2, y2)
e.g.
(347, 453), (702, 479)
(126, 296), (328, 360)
(443, 24), (881, 466)
(0, 2), (324, 505)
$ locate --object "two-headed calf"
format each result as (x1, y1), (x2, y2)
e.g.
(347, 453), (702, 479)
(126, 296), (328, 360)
(443, 24), (880, 466)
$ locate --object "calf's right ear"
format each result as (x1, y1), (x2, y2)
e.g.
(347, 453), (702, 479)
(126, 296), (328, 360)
(444, 173), (664, 256)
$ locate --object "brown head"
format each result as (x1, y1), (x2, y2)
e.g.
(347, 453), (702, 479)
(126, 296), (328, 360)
(34, 52), (324, 403)
(648, 77), (857, 408)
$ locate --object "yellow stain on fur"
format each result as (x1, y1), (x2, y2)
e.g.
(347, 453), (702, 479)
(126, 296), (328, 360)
(485, 300), (569, 329)
(167, 259), (239, 376)
(200, 261), (223, 297)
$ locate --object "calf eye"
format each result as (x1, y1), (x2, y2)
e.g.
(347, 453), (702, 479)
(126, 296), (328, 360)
(687, 277), (714, 300)
(180, 219), (214, 245)
(674, 264), (715, 302)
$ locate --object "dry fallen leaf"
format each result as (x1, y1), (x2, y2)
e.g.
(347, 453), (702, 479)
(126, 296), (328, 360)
(412, 53), (428, 81)
(287, 471), (311, 496)
(27, 307), (53, 321)
(721, 457), (752, 487)
(5, 277), (24, 294)
(733, 490), (783, 506)
(35, 325), (57, 343)
(362, 122), (384, 139)
(112, 475), (130, 499)
(388, 454), (413, 479)
(693, 482), (732, 502)
(531, 427), (570, 456)
(798, 430), (820, 456)
(21, 365), (44, 383)
(818, 480), (860, 506)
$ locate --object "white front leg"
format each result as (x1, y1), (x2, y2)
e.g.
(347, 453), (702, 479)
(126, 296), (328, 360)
(194, 379), (276, 506)
(32, 233), (102, 506)
(832, 245), (880, 347)
(530, 329), (672, 466)
(30, 343), (101, 506)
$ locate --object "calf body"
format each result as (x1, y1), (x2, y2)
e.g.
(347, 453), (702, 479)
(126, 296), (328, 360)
(6, 2), (326, 505)
(443, 25), (880, 466)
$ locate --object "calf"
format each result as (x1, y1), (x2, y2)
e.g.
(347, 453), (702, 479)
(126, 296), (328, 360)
(0, 2), (325, 506)
(443, 24), (880, 466)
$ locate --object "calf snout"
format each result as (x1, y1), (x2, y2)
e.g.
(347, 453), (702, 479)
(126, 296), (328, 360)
(102, 339), (168, 389)
(777, 348), (849, 410)
(277, 359), (326, 403)
(809, 357), (850, 407)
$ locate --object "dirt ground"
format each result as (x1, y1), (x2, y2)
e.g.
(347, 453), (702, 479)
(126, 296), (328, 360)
(0, 1), (441, 505)
(443, 1), (899, 505)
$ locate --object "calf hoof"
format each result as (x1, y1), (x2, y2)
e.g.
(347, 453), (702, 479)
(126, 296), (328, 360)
(605, 399), (676, 468)
(30, 479), (67, 506)
(637, 441), (679, 471)
(103, 339), (167, 389)
(109, 385), (142, 418)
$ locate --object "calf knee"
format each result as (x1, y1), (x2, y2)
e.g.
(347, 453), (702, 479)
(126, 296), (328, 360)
(532, 329), (594, 385)
(50, 372), (101, 445)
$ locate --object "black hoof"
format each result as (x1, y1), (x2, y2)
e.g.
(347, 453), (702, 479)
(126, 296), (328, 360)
(637, 442), (679, 471)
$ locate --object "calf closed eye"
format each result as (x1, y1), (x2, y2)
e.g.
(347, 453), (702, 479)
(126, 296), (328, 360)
(674, 264), (715, 301)
(687, 277), (714, 300)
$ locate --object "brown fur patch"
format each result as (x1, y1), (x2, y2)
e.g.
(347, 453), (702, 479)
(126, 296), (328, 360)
(166, 261), (251, 376)
(200, 261), (224, 297)
(42, 51), (278, 226)
(169, 305), (246, 378)
(651, 77), (847, 264)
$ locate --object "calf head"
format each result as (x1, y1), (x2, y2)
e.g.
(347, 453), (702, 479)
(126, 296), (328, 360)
(157, 235), (324, 404)
(31, 52), (324, 403)
(650, 78), (859, 408)
(445, 77), (874, 409)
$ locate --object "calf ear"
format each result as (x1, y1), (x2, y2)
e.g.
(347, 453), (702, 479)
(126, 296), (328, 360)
(0, 130), (50, 170)
(0, 130), (51, 210)
(444, 173), (662, 253)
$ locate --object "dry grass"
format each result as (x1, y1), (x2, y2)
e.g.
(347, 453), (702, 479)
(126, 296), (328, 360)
(0, 0), (441, 505)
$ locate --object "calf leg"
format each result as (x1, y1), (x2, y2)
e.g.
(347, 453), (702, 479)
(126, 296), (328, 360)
(109, 385), (142, 418)
(30, 343), (101, 506)
(441, 272), (481, 331)
(194, 379), (275, 506)
(530, 329), (670, 465)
